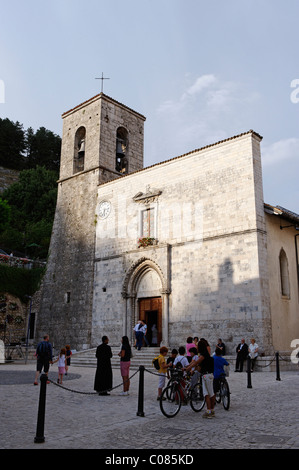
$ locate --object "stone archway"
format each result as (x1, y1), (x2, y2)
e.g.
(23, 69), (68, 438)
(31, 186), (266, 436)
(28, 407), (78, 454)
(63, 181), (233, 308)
(122, 258), (170, 346)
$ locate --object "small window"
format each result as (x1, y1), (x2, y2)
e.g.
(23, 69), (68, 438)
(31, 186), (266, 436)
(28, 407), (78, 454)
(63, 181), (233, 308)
(279, 249), (290, 297)
(142, 208), (155, 237)
(74, 126), (86, 173)
(116, 127), (128, 174)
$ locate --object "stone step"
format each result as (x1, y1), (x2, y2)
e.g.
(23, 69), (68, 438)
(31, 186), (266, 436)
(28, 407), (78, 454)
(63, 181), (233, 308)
(70, 346), (161, 370)
(69, 349), (297, 372)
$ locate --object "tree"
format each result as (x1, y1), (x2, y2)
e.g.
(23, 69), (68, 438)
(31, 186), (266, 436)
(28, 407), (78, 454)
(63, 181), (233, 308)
(0, 118), (26, 170)
(0, 118), (61, 173)
(0, 197), (11, 231)
(0, 166), (57, 258)
(24, 126), (61, 173)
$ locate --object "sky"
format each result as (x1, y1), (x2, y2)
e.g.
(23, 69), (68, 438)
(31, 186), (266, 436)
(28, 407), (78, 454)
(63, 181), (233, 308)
(1, 0), (299, 213)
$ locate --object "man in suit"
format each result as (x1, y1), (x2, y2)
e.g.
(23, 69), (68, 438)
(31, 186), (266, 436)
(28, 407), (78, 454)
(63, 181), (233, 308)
(235, 338), (248, 372)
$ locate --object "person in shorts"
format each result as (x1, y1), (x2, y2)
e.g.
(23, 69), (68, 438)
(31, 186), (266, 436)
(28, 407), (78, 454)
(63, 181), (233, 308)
(157, 346), (172, 400)
(53, 348), (67, 384)
(118, 336), (132, 396)
(34, 335), (53, 385)
(65, 344), (72, 375)
(191, 339), (215, 418)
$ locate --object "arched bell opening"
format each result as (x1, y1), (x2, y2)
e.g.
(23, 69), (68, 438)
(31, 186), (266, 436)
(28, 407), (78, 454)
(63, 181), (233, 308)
(74, 126), (86, 174)
(116, 127), (128, 174)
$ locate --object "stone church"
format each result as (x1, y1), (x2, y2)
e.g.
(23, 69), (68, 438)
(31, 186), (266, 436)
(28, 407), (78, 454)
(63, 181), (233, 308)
(36, 93), (299, 355)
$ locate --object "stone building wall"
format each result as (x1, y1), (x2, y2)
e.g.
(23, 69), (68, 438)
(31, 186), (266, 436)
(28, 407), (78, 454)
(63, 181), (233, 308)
(92, 131), (273, 354)
(265, 212), (299, 352)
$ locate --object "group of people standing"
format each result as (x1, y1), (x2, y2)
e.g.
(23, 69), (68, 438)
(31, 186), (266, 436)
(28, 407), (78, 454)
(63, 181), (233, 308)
(235, 338), (259, 372)
(33, 334), (72, 385)
(34, 332), (259, 406)
(155, 336), (229, 418)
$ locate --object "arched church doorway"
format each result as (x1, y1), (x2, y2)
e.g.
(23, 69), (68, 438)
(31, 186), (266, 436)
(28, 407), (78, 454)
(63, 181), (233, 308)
(122, 257), (170, 346)
(138, 297), (162, 346)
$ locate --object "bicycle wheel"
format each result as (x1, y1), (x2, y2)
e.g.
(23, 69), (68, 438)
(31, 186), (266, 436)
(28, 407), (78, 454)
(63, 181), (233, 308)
(221, 380), (230, 410)
(215, 388), (221, 404)
(190, 383), (205, 412)
(160, 384), (181, 418)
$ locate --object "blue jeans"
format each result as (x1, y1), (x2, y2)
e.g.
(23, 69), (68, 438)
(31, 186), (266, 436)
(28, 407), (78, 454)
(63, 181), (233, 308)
(136, 331), (144, 350)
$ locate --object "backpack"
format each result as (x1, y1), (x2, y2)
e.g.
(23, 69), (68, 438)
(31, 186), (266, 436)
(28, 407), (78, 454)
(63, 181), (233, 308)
(36, 341), (49, 358)
(152, 356), (160, 370)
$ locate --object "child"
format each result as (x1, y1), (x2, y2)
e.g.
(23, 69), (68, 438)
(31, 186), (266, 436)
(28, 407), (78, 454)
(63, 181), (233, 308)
(65, 344), (72, 375)
(53, 348), (67, 384)
(186, 337), (197, 362)
(166, 349), (178, 378)
(186, 347), (200, 387)
(173, 346), (189, 403)
(213, 348), (229, 393)
(173, 346), (189, 369)
(157, 346), (172, 400)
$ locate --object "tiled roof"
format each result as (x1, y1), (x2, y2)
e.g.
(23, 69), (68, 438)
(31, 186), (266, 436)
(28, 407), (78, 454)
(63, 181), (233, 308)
(264, 203), (299, 225)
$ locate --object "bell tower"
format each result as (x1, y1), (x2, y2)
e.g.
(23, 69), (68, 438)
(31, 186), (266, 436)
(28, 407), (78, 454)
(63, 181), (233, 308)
(36, 93), (146, 350)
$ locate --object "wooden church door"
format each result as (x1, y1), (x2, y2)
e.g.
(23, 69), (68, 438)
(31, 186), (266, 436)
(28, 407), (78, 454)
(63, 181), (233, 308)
(138, 297), (162, 346)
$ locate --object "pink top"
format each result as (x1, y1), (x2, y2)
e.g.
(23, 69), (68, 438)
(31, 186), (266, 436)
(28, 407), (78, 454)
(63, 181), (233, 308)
(186, 342), (197, 356)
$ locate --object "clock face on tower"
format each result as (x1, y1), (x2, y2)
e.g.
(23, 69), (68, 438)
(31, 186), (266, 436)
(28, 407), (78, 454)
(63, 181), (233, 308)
(98, 200), (111, 219)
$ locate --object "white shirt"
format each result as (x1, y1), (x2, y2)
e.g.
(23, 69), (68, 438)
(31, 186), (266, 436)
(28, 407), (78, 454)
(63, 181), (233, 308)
(58, 354), (66, 367)
(174, 355), (189, 368)
(190, 354), (199, 371)
(249, 343), (259, 358)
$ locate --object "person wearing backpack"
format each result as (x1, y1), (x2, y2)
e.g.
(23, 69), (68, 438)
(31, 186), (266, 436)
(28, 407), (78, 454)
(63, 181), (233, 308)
(156, 346), (173, 400)
(33, 335), (53, 385)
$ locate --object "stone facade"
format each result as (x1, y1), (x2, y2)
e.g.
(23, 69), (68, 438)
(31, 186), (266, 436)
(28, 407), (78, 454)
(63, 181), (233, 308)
(92, 131), (275, 354)
(264, 205), (299, 353)
(36, 93), (299, 355)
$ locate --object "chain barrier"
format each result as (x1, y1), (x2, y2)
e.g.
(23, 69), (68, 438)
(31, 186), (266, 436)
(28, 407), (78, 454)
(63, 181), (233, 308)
(47, 369), (139, 395)
(278, 353), (292, 362)
(254, 354), (276, 369)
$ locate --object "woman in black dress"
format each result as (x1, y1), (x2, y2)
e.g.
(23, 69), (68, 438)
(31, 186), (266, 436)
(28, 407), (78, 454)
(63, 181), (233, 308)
(94, 336), (113, 395)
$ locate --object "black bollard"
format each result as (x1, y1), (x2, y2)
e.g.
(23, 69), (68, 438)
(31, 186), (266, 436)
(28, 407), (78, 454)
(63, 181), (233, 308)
(275, 352), (281, 381)
(136, 365), (145, 417)
(247, 357), (252, 388)
(34, 373), (48, 443)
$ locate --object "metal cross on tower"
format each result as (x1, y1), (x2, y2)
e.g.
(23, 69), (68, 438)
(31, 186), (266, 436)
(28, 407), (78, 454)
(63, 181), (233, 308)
(95, 73), (110, 93)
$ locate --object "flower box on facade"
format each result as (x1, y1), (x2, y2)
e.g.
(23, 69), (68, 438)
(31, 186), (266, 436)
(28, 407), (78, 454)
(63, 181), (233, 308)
(137, 237), (157, 248)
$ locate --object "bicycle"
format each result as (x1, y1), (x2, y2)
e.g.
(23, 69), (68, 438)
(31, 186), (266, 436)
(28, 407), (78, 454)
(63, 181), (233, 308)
(214, 374), (230, 410)
(159, 369), (205, 418)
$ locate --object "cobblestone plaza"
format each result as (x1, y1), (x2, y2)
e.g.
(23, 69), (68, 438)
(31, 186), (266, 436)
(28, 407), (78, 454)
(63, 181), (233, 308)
(1, 361), (298, 452)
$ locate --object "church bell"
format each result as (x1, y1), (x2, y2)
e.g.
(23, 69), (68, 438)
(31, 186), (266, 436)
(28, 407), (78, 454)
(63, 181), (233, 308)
(78, 139), (85, 156)
(116, 139), (126, 157)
